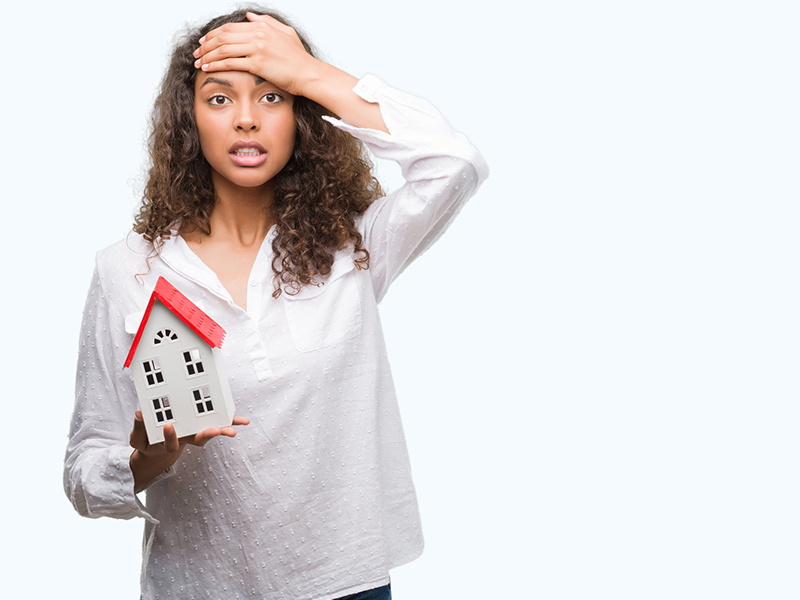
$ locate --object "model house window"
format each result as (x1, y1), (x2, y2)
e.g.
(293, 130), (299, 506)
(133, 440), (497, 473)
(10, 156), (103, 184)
(192, 386), (215, 415)
(152, 396), (174, 424)
(184, 348), (205, 377)
(142, 359), (165, 387)
(153, 329), (179, 345)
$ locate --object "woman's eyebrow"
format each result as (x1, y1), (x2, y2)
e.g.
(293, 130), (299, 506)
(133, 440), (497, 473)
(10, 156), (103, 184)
(200, 76), (269, 88)
(200, 77), (232, 88)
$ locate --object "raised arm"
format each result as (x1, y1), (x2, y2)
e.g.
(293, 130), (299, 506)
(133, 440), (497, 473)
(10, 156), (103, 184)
(194, 12), (490, 302)
(193, 12), (389, 133)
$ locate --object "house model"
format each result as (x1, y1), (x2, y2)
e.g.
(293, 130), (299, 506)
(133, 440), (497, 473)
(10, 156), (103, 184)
(124, 277), (235, 444)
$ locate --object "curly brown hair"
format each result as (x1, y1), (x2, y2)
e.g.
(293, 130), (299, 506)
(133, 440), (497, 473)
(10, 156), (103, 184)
(134, 6), (382, 296)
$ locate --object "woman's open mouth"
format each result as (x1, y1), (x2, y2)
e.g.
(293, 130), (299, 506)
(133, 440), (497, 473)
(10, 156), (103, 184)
(229, 141), (267, 167)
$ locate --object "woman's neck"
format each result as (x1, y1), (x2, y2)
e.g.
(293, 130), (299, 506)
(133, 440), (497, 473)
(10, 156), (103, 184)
(194, 176), (277, 245)
(181, 179), (277, 310)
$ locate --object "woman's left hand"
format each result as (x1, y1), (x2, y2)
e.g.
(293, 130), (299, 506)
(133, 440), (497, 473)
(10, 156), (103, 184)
(195, 11), (389, 133)
(193, 12), (319, 97)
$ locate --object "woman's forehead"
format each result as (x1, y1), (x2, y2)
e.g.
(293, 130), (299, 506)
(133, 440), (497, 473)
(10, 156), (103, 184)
(195, 71), (284, 92)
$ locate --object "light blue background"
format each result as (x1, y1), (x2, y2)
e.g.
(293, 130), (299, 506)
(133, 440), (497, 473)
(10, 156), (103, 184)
(2, 1), (799, 598)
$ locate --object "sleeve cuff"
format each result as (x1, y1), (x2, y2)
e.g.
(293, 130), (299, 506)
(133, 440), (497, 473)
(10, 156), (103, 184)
(108, 446), (163, 524)
(134, 464), (175, 494)
(322, 74), (489, 184)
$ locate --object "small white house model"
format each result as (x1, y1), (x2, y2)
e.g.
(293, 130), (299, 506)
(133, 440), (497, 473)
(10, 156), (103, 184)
(124, 277), (235, 444)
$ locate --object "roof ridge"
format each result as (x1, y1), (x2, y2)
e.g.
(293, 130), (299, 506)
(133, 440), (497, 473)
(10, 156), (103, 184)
(123, 277), (226, 368)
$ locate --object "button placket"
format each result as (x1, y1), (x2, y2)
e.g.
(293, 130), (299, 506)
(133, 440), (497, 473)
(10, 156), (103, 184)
(241, 237), (273, 380)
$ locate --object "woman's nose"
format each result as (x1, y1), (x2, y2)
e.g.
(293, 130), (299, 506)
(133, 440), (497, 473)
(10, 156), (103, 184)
(234, 103), (259, 131)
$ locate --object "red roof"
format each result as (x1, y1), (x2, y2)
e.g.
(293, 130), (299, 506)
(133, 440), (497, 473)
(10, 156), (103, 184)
(124, 277), (226, 368)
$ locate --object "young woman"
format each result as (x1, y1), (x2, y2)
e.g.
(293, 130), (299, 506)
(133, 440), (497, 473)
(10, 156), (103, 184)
(64, 6), (488, 600)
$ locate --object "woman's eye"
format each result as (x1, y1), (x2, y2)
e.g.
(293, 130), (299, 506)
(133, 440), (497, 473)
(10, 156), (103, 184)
(261, 93), (282, 104)
(208, 95), (229, 106)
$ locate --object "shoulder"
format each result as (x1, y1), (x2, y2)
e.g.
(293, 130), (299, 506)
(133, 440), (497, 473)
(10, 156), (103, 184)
(92, 234), (159, 305)
(96, 233), (151, 261)
(88, 234), (164, 319)
(95, 233), (152, 277)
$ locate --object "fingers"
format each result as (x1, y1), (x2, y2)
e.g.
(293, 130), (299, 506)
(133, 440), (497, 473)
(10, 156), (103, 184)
(195, 31), (255, 58)
(189, 427), (224, 447)
(129, 411), (148, 450)
(132, 414), (250, 455)
(215, 416), (250, 438)
(196, 53), (253, 74)
(198, 21), (267, 54)
(187, 416), (250, 446)
(193, 28), (260, 74)
(193, 17), (304, 80)
(245, 12), (273, 23)
(163, 423), (180, 453)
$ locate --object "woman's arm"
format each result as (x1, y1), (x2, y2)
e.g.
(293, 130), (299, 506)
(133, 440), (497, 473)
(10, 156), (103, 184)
(193, 13), (389, 133)
(64, 266), (158, 521)
(194, 12), (489, 301)
(65, 261), (250, 510)
(325, 78), (490, 301)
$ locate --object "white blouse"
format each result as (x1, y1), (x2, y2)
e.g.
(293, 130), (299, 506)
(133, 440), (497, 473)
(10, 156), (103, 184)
(64, 75), (489, 600)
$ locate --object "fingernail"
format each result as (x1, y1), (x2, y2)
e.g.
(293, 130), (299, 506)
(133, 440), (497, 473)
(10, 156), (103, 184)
(201, 63), (209, 71)
(194, 58), (201, 68)
(199, 35), (206, 44)
(193, 47), (200, 57)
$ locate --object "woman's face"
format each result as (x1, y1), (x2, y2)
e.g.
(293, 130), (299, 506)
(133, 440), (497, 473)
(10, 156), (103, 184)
(194, 70), (296, 194)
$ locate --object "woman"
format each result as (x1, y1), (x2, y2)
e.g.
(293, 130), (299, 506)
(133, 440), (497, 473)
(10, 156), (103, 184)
(64, 6), (488, 599)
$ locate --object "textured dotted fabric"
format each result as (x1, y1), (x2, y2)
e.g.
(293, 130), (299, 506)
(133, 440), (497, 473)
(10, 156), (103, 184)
(64, 75), (489, 600)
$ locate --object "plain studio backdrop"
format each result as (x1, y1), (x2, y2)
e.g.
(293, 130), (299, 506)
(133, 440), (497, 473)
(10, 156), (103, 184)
(2, 0), (799, 598)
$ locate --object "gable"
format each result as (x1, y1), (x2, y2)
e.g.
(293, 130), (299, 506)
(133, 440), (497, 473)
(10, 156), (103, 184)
(139, 303), (200, 349)
(124, 277), (226, 368)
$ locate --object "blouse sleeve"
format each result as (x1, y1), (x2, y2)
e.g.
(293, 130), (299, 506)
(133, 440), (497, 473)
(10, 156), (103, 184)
(63, 262), (159, 523)
(323, 75), (489, 303)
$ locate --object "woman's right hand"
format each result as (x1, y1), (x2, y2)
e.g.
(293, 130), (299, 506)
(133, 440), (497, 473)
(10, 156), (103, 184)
(129, 411), (250, 490)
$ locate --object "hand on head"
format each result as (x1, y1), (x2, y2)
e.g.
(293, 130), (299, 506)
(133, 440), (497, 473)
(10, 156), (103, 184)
(193, 12), (319, 97)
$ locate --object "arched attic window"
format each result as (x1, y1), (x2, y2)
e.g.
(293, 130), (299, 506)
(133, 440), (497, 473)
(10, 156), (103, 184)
(153, 329), (179, 346)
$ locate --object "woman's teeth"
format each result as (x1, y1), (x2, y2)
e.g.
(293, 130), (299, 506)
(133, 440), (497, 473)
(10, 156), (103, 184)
(234, 148), (262, 156)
